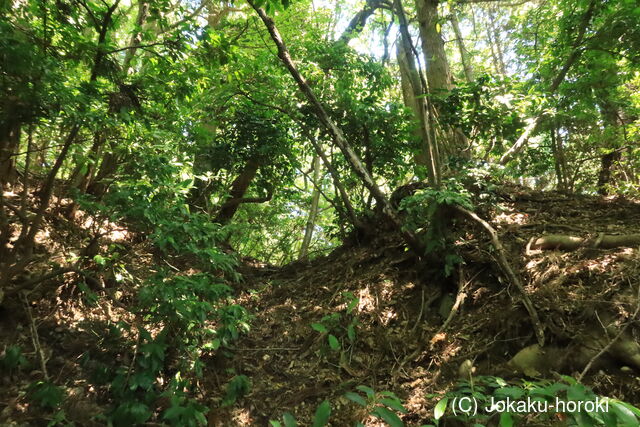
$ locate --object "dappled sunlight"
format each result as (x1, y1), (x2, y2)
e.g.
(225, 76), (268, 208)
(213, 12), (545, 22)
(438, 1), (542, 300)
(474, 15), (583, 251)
(1, 0), (639, 424)
(494, 212), (530, 226)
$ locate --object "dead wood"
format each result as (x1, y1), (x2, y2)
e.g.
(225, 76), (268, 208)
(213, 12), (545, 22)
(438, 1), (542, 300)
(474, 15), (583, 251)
(528, 233), (640, 251)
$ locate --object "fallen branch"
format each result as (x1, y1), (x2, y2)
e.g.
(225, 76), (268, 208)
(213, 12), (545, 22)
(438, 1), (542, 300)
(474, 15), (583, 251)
(433, 268), (484, 341)
(22, 294), (49, 380)
(455, 206), (545, 346)
(528, 233), (640, 251)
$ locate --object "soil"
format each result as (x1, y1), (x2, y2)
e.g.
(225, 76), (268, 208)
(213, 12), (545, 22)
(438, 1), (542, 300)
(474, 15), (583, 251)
(1, 186), (639, 426)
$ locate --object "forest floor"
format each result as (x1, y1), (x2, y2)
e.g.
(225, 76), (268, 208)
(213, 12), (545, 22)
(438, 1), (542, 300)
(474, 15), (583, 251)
(1, 185), (640, 426)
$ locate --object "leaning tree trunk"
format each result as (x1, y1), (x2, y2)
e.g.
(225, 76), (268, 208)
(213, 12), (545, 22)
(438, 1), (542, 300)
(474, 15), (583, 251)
(499, 0), (598, 165)
(248, 0), (424, 254)
(299, 156), (321, 260)
(307, 136), (361, 229)
(214, 158), (261, 225)
(337, 0), (384, 44)
(528, 234), (640, 251)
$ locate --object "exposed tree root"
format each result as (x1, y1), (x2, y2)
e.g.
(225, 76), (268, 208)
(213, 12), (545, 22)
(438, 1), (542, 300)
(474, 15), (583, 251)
(455, 206), (546, 346)
(528, 233), (640, 251)
(578, 283), (640, 382)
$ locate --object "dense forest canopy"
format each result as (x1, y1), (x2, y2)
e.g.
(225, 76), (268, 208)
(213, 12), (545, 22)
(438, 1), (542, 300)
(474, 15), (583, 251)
(1, 0), (640, 425)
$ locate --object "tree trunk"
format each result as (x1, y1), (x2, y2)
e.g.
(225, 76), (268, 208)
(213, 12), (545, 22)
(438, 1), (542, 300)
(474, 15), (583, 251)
(123, 0), (150, 73)
(596, 96), (623, 196)
(214, 158), (261, 225)
(299, 156), (321, 260)
(307, 135), (360, 228)
(550, 125), (567, 192)
(68, 132), (106, 192)
(597, 151), (620, 196)
(87, 146), (120, 198)
(248, 0), (424, 254)
(487, 8), (506, 77)
(499, 0), (597, 165)
(337, 0), (384, 44)
(0, 116), (21, 188)
(413, 0), (470, 159)
(529, 234), (640, 251)
(415, 0), (452, 92)
(449, 11), (474, 83)
(395, 0), (441, 185)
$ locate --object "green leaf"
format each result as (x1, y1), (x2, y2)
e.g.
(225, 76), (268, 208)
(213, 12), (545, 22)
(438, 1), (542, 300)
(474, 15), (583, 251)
(312, 400), (331, 427)
(379, 398), (407, 414)
(434, 398), (448, 420)
(499, 412), (513, 427)
(617, 401), (640, 418)
(356, 385), (375, 398)
(571, 411), (595, 427)
(347, 324), (356, 342)
(28, 381), (64, 410)
(93, 254), (106, 265)
(371, 406), (404, 427)
(311, 323), (328, 333)
(282, 412), (297, 427)
(345, 392), (367, 406)
(611, 401), (639, 426)
(327, 334), (340, 351)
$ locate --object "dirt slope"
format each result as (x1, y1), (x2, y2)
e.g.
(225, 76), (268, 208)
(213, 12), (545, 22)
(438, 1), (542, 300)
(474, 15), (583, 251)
(203, 188), (640, 425)
(1, 188), (639, 426)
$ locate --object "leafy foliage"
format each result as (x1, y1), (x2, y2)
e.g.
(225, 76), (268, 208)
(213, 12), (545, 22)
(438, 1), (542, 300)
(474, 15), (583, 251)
(345, 386), (408, 427)
(431, 375), (640, 427)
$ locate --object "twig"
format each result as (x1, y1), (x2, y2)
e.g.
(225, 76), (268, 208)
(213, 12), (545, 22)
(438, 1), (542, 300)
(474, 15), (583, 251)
(22, 294), (49, 380)
(410, 287), (426, 333)
(577, 282), (640, 382)
(433, 267), (483, 341)
(234, 347), (300, 351)
(125, 327), (141, 388)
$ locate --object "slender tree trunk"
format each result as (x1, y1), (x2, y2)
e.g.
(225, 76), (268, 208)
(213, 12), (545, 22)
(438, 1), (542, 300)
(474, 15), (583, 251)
(487, 8), (507, 76)
(550, 125), (567, 192)
(68, 132), (106, 191)
(0, 115), (21, 188)
(214, 158), (261, 225)
(449, 11), (474, 83)
(87, 145), (120, 198)
(299, 156), (321, 260)
(20, 125), (34, 217)
(413, 0), (470, 159)
(395, 0), (440, 185)
(597, 151), (620, 196)
(486, 25), (504, 77)
(248, 0), (424, 254)
(307, 136), (360, 228)
(123, 0), (150, 73)
(337, 0), (384, 44)
(499, 0), (597, 165)
(596, 97), (623, 195)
